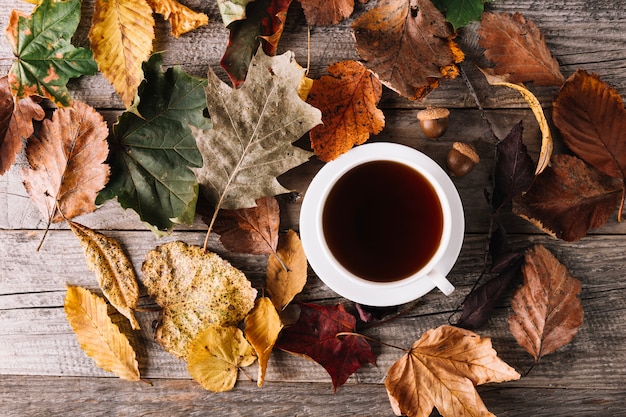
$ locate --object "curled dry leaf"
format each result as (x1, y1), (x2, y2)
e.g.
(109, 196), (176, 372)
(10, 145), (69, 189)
(244, 297), (284, 387)
(307, 60), (384, 162)
(299, 0), (354, 26)
(187, 324), (256, 392)
(22, 101), (109, 225)
(69, 221), (140, 330)
(146, 0), (208, 38)
(64, 286), (140, 381)
(385, 325), (520, 417)
(142, 241), (257, 358)
(266, 229), (308, 311)
(508, 244), (584, 363)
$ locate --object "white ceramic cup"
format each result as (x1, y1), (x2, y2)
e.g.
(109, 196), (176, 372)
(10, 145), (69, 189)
(300, 143), (464, 306)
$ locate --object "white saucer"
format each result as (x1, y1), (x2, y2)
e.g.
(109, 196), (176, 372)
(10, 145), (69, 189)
(300, 143), (465, 306)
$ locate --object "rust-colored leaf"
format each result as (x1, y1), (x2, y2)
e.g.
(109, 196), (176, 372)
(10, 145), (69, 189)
(385, 325), (520, 417)
(244, 297), (283, 387)
(146, 0), (208, 38)
(307, 60), (384, 161)
(478, 12), (564, 86)
(266, 229), (308, 311)
(352, 0), (464, 100)
(299, 0), (354, 26)
(508, 244), (584, 363)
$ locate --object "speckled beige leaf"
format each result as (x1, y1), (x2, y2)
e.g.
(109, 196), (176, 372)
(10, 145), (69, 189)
(69, 221), (140, 330)
(266, 229), (308, 310)
(142, 241), (257, 358)
(187, 324), (256, 392)
(146, 0), (208, 38)
(244, 297), (283, 387)
(64, 286), (140, 381)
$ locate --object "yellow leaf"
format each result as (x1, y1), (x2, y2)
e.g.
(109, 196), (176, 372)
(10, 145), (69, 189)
(146, 0), (208, 38)
(69, 221), (140, 330)
(64, 286), (140, 381)
(244, 297), (283, 387)
(187, 324), (256, 392)
(266, 230), (308, 311)
(479, 68), (553, 175)
(89, 0), (155, 107)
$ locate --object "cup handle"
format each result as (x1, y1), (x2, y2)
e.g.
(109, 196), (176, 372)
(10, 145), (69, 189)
(427, 269), (455, 296)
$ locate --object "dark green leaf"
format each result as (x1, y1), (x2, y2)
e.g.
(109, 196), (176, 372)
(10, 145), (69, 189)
(432, 0), (488, 31)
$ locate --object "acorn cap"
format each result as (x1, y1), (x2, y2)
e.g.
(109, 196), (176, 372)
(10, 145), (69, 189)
(452, 141), (480, 163)
(416, 107), (450, 121)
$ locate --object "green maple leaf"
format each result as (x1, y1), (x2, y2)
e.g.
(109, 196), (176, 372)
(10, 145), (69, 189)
(193, 48), (321, 226)
(5, 0), (98, 107)
(432, 0), (489, 31)
(97, 54), (210, 234)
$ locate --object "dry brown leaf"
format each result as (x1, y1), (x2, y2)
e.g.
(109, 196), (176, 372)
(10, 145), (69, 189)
(266, 229), (308, 311)
(244, 297), (283, 387)
(69, 221), (140, 330)
(385, 325), (520, 417)
(64, 286), (140, 381)
(146, 0), (208, 38)
(22, 101), (109, 224)
(142, 241), (257, 358)
(299, 0), (354, 26)
(187, 324), (256, 392)
(307, 60), (384, 162)
(508, 244), (584, 362)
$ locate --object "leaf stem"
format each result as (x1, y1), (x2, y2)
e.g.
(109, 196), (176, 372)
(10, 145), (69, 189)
(335, 332), (409, 352)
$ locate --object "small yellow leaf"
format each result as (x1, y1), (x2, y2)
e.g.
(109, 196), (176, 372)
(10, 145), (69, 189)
(146, 0), (208, 38)
(69, 221), (140, 330)
(64, 286), (140, 381)
(244, 297), (283, 387)
(266, 230), (308, 311)
(187, 325), (256, 392)
(298, 75), (314, 102)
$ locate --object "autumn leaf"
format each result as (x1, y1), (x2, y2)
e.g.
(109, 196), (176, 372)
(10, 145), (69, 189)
(97, 54), (208, 234)
(22, 101), (109, 226)
(64, 286), (140, 381)
(552, 70), (626, 219)
(89, 0), (155, 107)
(187, 324), (256, 392)
(147, 0), (208, 38)
(217, 0), (254, 26)
(276, 303), (376, 391)
(266, 229), (308, 311)
(298, 0), (354, 26)
(431, 0), (489, 30)
(385, 325), (520, 417)
(193, 49), (321, 228)
(6, 0), (98, 107)
(69, 221), (140, 330)
(0, 76), (45, 175)
(307, 60), (384, 162)
(244, 297), (283, 387)
(221, 0), (293, 88)
(212, 196), (280, 255)
(352, 0), (464, 100)
(513, 154), (623, 241)
(142, 241), (257, 358)
(478, 12), (564, 86)
(508, 244), (584, 363)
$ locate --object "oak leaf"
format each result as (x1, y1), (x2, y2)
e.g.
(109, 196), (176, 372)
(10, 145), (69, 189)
(552, 70), (626, 219)
(142, 241), (257, 358)
(22, 101), (109, 225)
(307, 60), (384, 161)
(64, 286), (140, 381)
(89, 0), (155, 107)
(212, 196), (280, 255)
(0, 76), (45, 175)
(276, 303), (376, 391)
(431, 0), (488, 31)
(513, 154), (623, 242)
(244, 297), (284, 387)
(508, 244), (584, 363)
(193, 49), (321, 219)
(147, 0), (208, 38)
(69, 221), (140, 330)
(298, 0), (354, 26)
(217, 0), (254, 27)
(6, 0), (98, 107)
(478, 12), (564, 86)
(385, 325), (520, 417)
(266, 229), (308, 311)
(352, 0), (464, 100)
(187, 324), (256, 392)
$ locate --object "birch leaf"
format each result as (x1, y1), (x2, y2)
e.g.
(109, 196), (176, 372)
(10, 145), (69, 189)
(244, 297), (283, 387)
(64, 286), (140, 381)
(266, 229), (308, 311)
(147, 0), (208, 38)
(69, 221), (140, 330)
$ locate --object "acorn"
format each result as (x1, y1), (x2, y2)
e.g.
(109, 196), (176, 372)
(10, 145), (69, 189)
(416, 107), (450, 139)
(446, 142), (479, 177)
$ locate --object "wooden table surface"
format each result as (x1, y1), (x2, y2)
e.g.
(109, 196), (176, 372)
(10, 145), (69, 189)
(2, 0), (626, 416)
